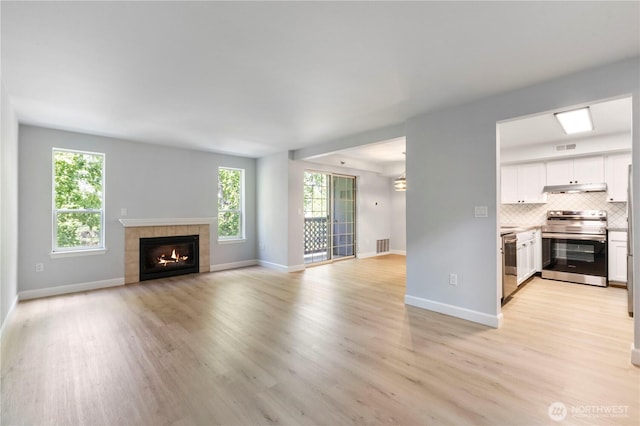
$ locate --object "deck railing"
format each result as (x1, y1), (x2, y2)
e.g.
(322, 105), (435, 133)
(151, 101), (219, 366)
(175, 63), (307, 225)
(304, 217), (328, 254)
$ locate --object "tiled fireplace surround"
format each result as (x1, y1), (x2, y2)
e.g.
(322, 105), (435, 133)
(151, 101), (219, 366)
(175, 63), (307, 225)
(122, 222), (211, 284)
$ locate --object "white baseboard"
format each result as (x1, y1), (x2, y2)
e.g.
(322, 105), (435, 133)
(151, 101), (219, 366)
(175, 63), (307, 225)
(0, 294), (19, 339)
(358, 251), (391, 259)
(258, 260), (288, 272)
(390, 250), (406, 256)
(287, 264), (305, 272)
(19, 278), (125, 301)
(632, 343), (640, 366)
(258, 260), (305, 273)
(210, 260), (258, 272)
(405, 294), (502, 328)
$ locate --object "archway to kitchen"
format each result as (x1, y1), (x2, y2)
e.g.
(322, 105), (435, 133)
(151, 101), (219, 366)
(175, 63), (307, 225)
(496, 96), (633, 321)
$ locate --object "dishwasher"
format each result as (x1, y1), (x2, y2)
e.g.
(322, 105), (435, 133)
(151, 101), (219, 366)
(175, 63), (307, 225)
(502, 233), (517, 303)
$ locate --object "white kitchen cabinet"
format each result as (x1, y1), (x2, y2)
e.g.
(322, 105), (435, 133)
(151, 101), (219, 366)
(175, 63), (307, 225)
(608, 231), (628, 283)
(546, 159), (573, 186)
(501, 163), (546, 204)
(605, 153), (632, 202)
(573, 156), (605, 184)
(516, 230), (536, 285)
(516, 243), (532, 285)
(533, 228), (542, 272)
(516, 243), (525, 283)
(546, 156), (604, 185)
(526, 242), (536, 278)
(501, 166), (519, 204)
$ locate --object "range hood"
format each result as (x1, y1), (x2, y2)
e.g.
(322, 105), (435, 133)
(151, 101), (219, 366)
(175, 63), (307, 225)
(543, 182), (607, 194)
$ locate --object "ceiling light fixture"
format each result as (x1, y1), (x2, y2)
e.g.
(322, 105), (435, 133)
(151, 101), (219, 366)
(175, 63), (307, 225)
(394, 151), (406, 191)
(393, 176), (406, 191)
(554, 107), (593, 134)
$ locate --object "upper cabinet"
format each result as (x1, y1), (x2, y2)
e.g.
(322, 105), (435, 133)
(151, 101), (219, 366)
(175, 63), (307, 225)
(605, 153), (632, 202)
(501, 163), (547, 204)
(546, 156), (604, 185)
(573, 156), (605, 184)
(501, 153), (631, 205)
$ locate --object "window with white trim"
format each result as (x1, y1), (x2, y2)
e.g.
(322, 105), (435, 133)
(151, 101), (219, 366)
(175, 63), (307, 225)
(218, 167), (244, 240)
(52, 148), (105, 252)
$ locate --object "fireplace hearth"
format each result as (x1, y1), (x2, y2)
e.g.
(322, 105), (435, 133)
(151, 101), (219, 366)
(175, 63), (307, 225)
(139, 235), (199, 281)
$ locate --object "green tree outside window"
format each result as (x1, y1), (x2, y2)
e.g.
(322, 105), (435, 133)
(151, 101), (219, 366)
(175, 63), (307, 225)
(53, 149), (104, 250)
(218, 167), (243, 239)
(303, 172), (329, 218)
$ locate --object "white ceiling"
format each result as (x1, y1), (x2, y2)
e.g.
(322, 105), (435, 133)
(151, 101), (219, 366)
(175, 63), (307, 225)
(338, 137), (406, 164)
(306, 137), (406, 176)
(499, 97), (633, 149)
(2, 1), (639, 158)
(305, 95), (633, 174)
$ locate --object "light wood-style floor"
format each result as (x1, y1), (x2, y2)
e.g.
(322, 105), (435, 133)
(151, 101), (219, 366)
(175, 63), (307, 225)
(1, 255), (638, 425)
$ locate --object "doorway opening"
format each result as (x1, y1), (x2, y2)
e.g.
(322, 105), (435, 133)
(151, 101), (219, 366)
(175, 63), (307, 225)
(496, 95), (633, 316)
(303, 171), (356, 265)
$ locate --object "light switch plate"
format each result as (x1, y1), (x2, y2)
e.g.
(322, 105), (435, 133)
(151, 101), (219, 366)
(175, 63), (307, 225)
(449, 273), (458, 286)
(474, 206), (488, 217)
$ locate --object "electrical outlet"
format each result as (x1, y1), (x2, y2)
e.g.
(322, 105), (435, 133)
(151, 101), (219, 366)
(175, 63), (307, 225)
(259, 243), (265, 251)
(449, 273), (458, 286)
(120, 207), (128, 217)
(35, 263), (44, 272)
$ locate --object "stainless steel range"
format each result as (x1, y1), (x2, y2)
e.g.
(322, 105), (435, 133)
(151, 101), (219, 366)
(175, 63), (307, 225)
(541, 210), (608, 287)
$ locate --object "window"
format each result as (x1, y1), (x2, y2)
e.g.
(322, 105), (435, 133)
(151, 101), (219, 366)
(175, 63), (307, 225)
(218, 167), (244, 240)
(52, 148), (105, 252)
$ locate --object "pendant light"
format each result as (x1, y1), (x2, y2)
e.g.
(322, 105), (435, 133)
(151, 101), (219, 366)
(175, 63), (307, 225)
(393, 175), (406, 191)
(394, 152), (406, 191)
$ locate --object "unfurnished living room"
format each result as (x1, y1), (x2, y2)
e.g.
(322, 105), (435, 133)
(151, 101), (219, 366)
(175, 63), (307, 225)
(1, 2), (639, 425)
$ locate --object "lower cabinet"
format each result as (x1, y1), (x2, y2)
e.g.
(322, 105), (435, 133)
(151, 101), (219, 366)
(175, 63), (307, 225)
(516, 243), (526, 284)
(608, 231), (628, 283)
(533, 229), (542, 272)
(516, 230), (537, 285)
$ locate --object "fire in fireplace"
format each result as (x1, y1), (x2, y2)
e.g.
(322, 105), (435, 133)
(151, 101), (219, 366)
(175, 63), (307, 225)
(139, 235), (199, 281)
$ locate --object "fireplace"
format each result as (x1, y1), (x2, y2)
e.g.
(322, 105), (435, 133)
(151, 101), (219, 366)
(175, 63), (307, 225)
(139, 235), (199, 281)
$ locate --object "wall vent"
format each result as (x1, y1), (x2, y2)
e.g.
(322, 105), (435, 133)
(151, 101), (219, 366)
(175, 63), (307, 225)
(554, 143), (577, 152)
(376, 239), (389, 253)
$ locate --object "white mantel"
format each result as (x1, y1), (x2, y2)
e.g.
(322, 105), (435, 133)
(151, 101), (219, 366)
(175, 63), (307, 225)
(118, 217), (216, 227)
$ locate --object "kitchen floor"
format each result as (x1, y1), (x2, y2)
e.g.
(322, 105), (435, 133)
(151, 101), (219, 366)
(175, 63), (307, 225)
(504, 275), (630, 323)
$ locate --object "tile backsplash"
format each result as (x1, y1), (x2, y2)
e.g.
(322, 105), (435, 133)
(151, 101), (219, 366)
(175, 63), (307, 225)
(500, 192), (627, 228)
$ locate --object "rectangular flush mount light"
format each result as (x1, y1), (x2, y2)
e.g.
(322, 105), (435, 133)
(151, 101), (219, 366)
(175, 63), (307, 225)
(554, 107), (593, 134)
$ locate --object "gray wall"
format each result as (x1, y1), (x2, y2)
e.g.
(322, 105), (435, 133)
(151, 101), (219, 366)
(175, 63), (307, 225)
(18, 125), (256, 292)
(256, 152), (290, 268)
(405, 58), (640, 328)
(354, 170), (392, 255)
(288, 159), (305, 268)
(390, 184), (406, 253)
(1, 82), (19, 328)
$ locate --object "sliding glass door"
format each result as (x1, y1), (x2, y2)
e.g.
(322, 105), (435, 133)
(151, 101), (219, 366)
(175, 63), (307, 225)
(303, 171), (356, 265)
(331, 175), (355, 259)
(303, 172), (330, 264)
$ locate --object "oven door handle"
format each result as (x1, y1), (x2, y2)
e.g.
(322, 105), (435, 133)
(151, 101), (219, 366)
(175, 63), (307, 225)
(542, 232), (606, 242)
